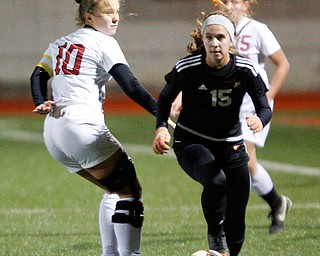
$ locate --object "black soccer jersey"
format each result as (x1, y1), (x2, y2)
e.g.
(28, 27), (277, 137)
(156, 53), (271, 140)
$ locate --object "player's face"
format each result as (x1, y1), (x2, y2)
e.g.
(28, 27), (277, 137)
(230, 0), (250, 22)
(89, 0), (120, 36)
(203, 25), (231, 68)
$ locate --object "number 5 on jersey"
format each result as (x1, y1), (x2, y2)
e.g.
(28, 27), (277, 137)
(211, 89), (232, 107)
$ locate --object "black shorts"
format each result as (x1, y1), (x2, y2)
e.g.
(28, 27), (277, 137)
(173, 127), (249, 170)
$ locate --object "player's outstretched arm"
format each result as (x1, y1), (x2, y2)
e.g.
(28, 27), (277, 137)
(109, 64), (157, 116)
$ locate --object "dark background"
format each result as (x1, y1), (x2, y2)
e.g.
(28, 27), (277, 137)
(0, 0), (319, 99)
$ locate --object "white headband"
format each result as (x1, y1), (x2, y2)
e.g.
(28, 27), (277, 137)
(201, 14), (235, 43)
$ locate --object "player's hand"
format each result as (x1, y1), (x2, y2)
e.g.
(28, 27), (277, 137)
(246, 114), (263, 133)
(33, 100), (53, 115)
(152, 127), (171, 155)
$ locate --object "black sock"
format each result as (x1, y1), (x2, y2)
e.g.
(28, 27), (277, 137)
(261, 187), (281, 209)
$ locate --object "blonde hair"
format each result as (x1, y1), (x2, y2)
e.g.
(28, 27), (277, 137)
(219, 0), (258, 18)
(74, 0), (125, 27)
(74, 0), (107, 27)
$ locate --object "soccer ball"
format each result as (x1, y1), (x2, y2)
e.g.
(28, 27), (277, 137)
(192, 249), (222, 256)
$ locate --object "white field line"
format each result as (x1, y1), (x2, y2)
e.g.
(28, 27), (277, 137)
(0, 128), (319, 176)
(0, 128), (43, 143)
(1, 203), (320, 215)
(124, 144), (320, 177)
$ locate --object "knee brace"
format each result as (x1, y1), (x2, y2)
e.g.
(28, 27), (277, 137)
(112, 199), (144, 228)
(98, 152), (137, 193)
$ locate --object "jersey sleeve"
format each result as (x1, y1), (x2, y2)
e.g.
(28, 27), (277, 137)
(258, 23), (281, 57)
(245, 69), (272, 126)
(109, 64), (157, 116)
(36, 47), (54, 78)
(252, 95), (272, 127)
(164, 67), (185, 91)
(101, 37), (128, 72)
(30, 66), (51, 106)
(156, 68), (183, 128)
(247, 72), (268, 98)
(30, 47), (53, 106)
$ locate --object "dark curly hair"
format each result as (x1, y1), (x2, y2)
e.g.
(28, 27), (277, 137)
(187, 3), (236, 54)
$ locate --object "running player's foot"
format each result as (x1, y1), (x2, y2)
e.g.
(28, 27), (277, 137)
(208, 234), (230, 256)
(268, 195), (293, 234)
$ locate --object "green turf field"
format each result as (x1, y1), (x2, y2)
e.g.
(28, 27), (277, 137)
(0, 113), (319, 255)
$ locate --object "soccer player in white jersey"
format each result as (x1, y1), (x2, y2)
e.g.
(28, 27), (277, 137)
(30, 0), (160, 255)
(221, 0), (292, 234)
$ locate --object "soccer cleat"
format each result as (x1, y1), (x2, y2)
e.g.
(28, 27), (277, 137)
(268, 195), (293, 234)
(208, 234), (230, 256)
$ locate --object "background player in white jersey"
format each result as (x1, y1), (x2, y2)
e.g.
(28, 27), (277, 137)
(219, 0), (292, 234)
(30, 0), (159, 255)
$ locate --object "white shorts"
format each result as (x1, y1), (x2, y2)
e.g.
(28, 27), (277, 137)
(43, 105), (122, 173)
(239, 93), (274, 148)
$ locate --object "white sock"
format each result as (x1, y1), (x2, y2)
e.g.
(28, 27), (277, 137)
(99, 193), (120, 256)
(114, 197), (142, 256)
(251, 163), (274, 196)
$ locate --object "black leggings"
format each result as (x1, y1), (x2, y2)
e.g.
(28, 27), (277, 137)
(174, 140), (250, 256)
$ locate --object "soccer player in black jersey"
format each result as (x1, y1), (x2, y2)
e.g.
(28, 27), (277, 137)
(152, 12), (272, 256)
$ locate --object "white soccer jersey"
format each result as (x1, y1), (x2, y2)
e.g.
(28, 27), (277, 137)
(235, 17), (280, 72)
(37, 28), (128, 109)
(236, 18), (280, 147)
(37, 27), (129, 173)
